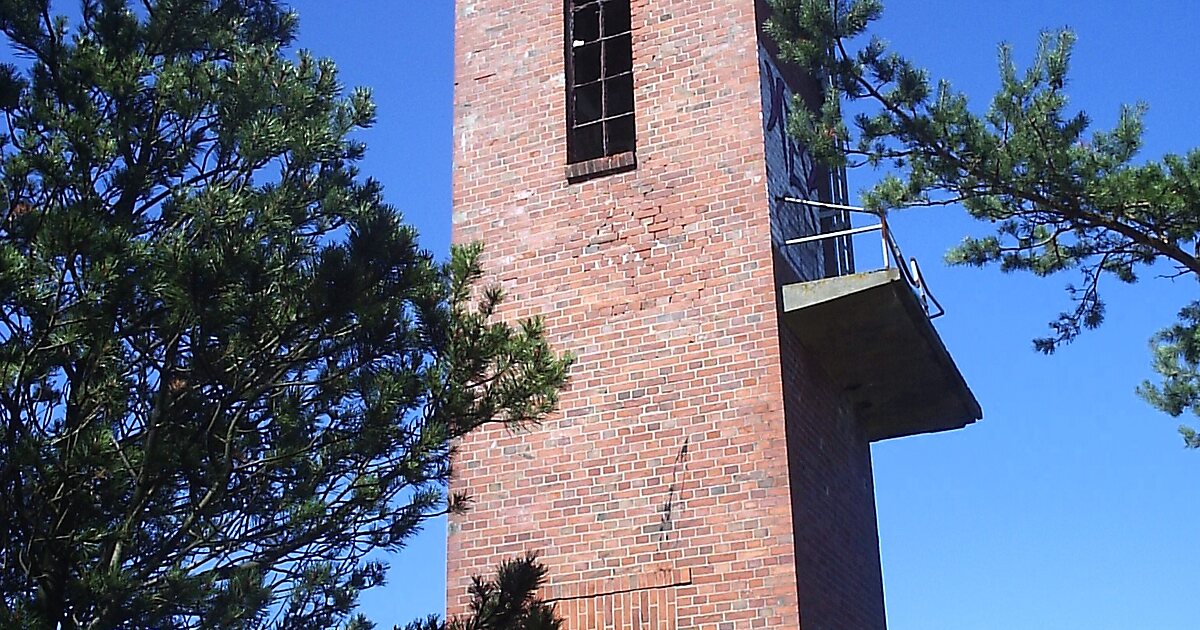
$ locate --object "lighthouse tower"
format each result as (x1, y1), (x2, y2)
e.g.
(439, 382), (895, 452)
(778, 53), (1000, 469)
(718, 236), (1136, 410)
(447, 1), (980, 628)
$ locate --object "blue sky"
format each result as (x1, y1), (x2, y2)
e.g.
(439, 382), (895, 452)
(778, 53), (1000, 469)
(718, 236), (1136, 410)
(284, 2), (1200, 628)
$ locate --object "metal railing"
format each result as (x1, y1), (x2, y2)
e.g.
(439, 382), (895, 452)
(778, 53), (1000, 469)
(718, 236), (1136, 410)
(778, 197), (945, 319)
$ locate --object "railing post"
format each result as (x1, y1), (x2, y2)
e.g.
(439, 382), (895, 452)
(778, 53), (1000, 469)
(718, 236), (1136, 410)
(880, 216), (890, 269)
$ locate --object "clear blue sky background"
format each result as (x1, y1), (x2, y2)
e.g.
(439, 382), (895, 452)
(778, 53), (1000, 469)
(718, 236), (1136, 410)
(282, 2), (1199, 628)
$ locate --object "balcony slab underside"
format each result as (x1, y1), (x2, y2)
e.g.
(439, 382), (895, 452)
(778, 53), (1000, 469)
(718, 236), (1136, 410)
(781, 269), (982, 442)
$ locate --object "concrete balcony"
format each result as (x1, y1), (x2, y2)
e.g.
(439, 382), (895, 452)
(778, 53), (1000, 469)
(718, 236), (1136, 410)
(778, 198), (982, 442)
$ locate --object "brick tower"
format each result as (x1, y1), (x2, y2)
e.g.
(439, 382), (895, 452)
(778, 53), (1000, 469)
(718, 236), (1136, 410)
(447, 1), (980, 628)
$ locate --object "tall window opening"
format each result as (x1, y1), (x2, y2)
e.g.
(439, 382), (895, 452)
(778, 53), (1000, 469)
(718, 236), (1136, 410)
(565, 0), (635, 164)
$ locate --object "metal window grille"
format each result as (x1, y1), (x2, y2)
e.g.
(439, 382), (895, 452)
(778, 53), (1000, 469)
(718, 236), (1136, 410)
(565, 0), (635, 163)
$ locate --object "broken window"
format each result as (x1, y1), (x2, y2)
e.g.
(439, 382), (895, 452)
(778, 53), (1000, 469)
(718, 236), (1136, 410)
(566, 0), (635, 164)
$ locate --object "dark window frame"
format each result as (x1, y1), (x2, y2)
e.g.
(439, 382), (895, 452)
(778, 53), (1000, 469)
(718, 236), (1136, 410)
(565, 0), (636, 175)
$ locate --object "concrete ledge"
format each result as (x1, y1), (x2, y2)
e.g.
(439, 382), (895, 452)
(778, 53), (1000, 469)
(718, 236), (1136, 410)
(781, 269), (982, 441)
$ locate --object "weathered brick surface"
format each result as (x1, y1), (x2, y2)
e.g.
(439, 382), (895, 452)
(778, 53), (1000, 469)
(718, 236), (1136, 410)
(449, 1), (886, 628)
(780, 331), (887, 629)
(758, 14), (887, 629)
(758, 43), (825, 284)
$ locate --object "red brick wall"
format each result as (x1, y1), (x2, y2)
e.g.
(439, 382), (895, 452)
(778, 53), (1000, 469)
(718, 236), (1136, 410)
(449, 1), (885, 628)
(779, 328), (887, 629)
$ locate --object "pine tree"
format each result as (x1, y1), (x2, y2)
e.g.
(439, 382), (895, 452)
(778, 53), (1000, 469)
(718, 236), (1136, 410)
(0, 1), (569, 627)
(766, 0), (1200, 440)
(398, 555), (561, 630)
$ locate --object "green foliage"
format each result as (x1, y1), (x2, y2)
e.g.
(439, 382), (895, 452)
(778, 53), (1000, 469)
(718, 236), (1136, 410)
(1139, 303), (1200, 443)
(396, 555), (561, 630)
(766, 0), (1200, 438)
(0, 1), (570, 627)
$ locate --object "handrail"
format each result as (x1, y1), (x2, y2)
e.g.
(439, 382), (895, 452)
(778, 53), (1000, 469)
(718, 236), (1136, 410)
(777, 196), (945, 319)
(908, 256), (945, 319)
(784, 223), (881, 246)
